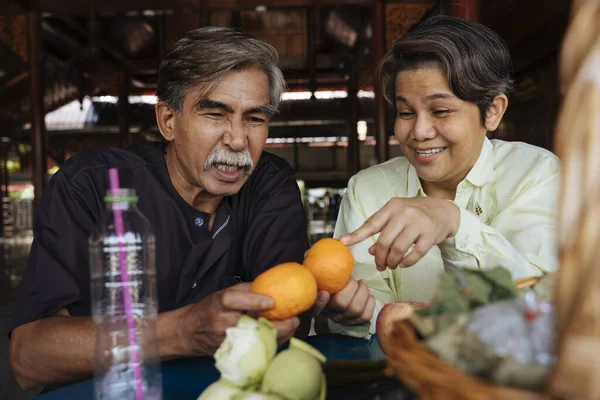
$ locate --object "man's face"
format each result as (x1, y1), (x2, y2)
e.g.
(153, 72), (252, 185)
(163, 68), (273, 196)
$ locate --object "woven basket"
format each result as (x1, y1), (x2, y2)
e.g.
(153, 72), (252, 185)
(382, 0), (600, 397)
(383, 320), (545, 400)
(381, 278), (546, 400)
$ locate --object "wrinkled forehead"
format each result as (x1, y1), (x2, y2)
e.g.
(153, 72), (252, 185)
(184, 69), (271, 109)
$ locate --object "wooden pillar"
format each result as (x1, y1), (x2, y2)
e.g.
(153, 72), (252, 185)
(157, 14), (167, 62)
(331, 145), (336, 170)
(2, 141), (9, 200)
(0, 139), (8, 238)
(346, 65), (360, 176)
(293, 140), (299, 172)
(118, 71), (130, 147)
(27, 10), (47, 214)
(306, 4), (319, 98)
(292, 127), (300, 172)
(451, 0), (479, 21)
(372, 0), (389, 164)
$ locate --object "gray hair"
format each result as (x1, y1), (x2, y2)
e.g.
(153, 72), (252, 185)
(156, 26), (286, 113)
(378, 15), (515, 124)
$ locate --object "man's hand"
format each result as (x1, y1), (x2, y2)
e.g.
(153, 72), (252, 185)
(9, 283), (299, 391)
(306, 278), (375, 326)
(339, 197), (460, 271)
(176, 283), (300, 355)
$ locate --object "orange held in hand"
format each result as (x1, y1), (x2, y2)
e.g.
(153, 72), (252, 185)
(303, 238), (354, 294)
(250, 262), (318, 320)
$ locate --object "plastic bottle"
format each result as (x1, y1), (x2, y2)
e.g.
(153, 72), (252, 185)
(89, 188), (162, 400)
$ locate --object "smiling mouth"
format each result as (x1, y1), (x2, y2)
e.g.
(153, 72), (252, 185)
(414, 147), (446, 157)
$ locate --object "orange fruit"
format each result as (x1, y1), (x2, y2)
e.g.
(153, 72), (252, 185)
(303, 238), (354, 294)
(251, 262), (318, 320)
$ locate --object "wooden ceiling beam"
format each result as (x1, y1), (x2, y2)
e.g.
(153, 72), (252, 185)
(35, 0), (372, 15)
(126, 68), (380, 96)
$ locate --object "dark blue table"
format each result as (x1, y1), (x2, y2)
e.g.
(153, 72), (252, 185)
(34, 334), (406, 400)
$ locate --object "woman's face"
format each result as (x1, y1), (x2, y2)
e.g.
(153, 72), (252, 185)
(394, 66), (488, 191)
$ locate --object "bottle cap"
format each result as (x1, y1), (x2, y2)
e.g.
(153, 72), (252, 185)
(104, 188), (138, 202)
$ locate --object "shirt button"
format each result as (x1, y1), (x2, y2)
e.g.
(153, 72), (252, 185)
(194, 217), (204, 227)
(191, 282), (197, 289)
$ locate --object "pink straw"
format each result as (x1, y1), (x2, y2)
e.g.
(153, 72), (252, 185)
(108, 168), (145, 400)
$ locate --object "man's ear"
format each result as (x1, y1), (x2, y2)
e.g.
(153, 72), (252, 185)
(156, 103), (176, 141)
(484, 94), (508, 132)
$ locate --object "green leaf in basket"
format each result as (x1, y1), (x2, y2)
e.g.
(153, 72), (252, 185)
(419, 274), (470, 316)
(463, 273), (492, 306)
(491, 357), (550, 391)
(471, 267), (519, 301)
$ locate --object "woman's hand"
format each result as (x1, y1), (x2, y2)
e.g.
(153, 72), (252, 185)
(306, 278), (376, 326)
(339, 197), (460, 271)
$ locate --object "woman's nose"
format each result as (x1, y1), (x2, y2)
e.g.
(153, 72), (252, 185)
(412, 115), (436, 141)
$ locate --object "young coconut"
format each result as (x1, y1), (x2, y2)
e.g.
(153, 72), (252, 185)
(214, 316), (278, 389)
(260, 338), (327, 400)
(232, 392), (285, 400)
(196, 380), (243, 400)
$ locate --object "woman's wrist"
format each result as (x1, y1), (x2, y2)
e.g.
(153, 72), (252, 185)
(444, 200), (461, 238)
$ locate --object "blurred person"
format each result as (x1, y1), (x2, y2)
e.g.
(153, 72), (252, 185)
(328, 16), (559, 339)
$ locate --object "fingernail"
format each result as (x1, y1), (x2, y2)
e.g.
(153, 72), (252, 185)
(293, 317), (300, 328)
(263, 298), (274, 308)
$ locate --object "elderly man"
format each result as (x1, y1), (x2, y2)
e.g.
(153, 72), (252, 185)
(9, 27), (374, 391)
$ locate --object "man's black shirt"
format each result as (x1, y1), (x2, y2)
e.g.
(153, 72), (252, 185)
(13, 141), (309, 329)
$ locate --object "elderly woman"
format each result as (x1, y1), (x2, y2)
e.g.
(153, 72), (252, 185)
(327, 16), (559, 338)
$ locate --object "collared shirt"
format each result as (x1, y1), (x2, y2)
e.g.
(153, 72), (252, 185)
(329, 138), (560, 339)
(13, 141), (309, 330)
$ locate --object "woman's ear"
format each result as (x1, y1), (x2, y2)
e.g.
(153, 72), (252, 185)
(156, 103), (176, 141)
(484, 94), (508, 131)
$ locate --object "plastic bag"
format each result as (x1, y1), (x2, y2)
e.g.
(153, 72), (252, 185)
(465, 291), (555, 367)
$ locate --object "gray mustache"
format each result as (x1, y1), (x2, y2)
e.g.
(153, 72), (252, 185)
(204, 147), (254, 172)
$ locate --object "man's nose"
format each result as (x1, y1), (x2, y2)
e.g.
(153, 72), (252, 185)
(223, 118), (247, 151)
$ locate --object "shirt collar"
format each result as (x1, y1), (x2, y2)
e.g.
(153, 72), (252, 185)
(463, 137), (495, 187)
(406, 163), (425, 197)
